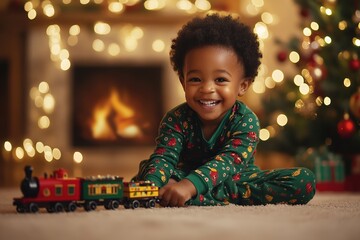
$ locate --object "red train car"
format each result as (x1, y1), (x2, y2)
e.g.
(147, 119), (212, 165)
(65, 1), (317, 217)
(13, 166), (82, 213)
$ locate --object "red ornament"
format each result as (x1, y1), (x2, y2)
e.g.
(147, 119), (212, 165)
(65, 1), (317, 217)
(349, 59), (360, 71)
(300, 8), (310, 18)
(277, 51), (287, 62)
(337, 115), (356, 138)
(350, 89), (360, 119)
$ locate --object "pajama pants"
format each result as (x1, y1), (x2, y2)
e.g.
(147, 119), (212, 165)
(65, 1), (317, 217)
(135, 161), (316, 206)
(188, 166), (316, 206)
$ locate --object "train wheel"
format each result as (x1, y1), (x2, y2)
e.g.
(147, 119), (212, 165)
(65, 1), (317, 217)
(46, 206), (55, 213)
(146, 199), (156, 208)
(89, 201), (97, 211)
(54, 203), (64, 212)
(16, 205), (25, 213)
(67, 202), (77, 212)
(29, 203), (39, 213)
(123, 202), (131, 209)
(131, 200), (140, 209)
(110, 200), (120, 210)
(85, 201), (97, 211)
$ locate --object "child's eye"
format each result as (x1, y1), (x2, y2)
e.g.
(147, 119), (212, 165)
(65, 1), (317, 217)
(215, 77), (228, 83)
(188, 77), (201, 82)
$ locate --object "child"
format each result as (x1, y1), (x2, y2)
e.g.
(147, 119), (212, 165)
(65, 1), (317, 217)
(134, 13), (316, 207)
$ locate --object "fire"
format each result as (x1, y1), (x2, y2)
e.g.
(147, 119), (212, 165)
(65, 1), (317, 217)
(89, 89), (142, 140)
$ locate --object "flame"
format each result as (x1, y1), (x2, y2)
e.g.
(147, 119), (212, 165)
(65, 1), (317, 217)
(89, 89), (142, 140)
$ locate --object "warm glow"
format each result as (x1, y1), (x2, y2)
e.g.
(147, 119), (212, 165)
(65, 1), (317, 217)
(60, 59), (71, 71)
(339, 20), (347, 30)
(69, 25), (80, 36)
(53, 148), (61, 160)
(264, 77), (276, 89)
(94, 22), (111, 35)
(39, 81), (50, 94)
(310, 22), (319, 31)
(38, 116), (50, 129)
(152, 39), (165, 52)
(324, 36), (332, 44)
(124, 36), (138, 51)
(353, 37), (360, 47)
(108, 43), (121, 56)
(176, 0), (193, 11)
(315, 96), (323, 106)
(68, 35), (78, 46)
(295, 99), (305, 109)
(43, 2), (55, 17)
(252, 77), (265, 93)
(4, 141), (12, 152)
(73, 151), (83, 164)
(303, 27), (312, 37)
(15, 147), (25, 160)
(144, 0), (165, 10)
(299, 83), (310, 95)
(252, 0), (264, 7)
(36, 142), (45, 153)
(254, 22), (269, 39)
(44, 145), (53, 162)
(89, 89), (142, 140)
(261, 12), (274, 24)
(343, 78), (351, 87)
(109, 2), (124, 13)
(272, 69), (284, 83)
(324, 97), (331, 106)
(195, 0), (211, 11)
(93, 39), (105, 52)
(131, 27), (144, 39)
(294, 75), (304, 86)
(276, 114), (288, 126)
(259, 128), (270, 141)
(23, 138), (34, 157)
(43, 93), (55, 114)
(289, 51), (300, 63)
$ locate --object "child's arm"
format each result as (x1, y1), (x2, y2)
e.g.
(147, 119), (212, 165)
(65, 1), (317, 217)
(137, 106), (187, 187)
(159, 178), (197, 207)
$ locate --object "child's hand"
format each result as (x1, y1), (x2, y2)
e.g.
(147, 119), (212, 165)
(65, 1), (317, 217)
(159, 179), (196, 207)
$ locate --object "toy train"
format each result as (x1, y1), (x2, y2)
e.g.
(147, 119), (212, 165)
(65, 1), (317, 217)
(13, 166), (159, 213)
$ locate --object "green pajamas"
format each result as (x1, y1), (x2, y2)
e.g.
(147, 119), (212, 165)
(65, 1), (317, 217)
(135, 101), (316, 206)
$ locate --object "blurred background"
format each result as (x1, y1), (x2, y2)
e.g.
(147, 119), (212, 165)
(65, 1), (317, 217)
(1, 0), (359, 191)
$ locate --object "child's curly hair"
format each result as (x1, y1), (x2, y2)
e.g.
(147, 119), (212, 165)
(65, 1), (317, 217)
(170, 13), (262, 82)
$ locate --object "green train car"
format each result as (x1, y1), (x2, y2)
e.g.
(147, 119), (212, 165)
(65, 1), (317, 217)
(81, 176), (124, 211)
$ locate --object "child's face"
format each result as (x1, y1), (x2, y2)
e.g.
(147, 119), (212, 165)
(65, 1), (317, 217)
(181, 45), (250, 125)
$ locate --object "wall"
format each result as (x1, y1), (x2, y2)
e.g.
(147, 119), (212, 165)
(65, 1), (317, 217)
(1, 0), (302, 183)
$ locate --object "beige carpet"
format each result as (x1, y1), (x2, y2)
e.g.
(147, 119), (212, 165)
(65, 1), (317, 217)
(0, 188), (359, 240)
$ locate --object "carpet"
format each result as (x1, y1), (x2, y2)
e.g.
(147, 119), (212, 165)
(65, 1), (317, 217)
(0, 189), (359, 240)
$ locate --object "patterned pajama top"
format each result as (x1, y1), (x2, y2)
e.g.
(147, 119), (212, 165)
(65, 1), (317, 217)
(138, 100), (260, 199)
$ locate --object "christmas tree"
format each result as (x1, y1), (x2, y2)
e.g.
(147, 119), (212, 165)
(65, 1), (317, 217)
(258, 0), (360, 156)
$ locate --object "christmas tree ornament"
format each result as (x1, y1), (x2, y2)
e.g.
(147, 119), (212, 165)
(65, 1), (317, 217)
(299, 8), (309, 18)
(337, 114), (356, 138)
(349, 89), (360, 119)
(277, 51), (287, 62)
(349, 59), (360, 71)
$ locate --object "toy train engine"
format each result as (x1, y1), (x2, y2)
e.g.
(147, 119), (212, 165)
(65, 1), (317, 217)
(13, 166), (81, 213)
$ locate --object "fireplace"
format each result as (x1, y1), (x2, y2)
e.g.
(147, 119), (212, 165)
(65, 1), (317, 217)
(72, 64), (163, 147)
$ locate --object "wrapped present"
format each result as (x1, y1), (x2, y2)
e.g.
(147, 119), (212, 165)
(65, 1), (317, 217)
(296, 146), (345, 191)
(314, 153), (345, 183)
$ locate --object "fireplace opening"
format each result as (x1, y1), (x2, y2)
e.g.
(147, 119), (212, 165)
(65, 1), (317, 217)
(72, 64), (163, 147)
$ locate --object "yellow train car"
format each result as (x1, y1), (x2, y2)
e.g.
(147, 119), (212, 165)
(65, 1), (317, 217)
(123, 181), (159, 209)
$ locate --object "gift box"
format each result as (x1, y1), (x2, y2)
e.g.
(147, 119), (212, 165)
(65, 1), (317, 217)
(296, 146), (345, 191)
